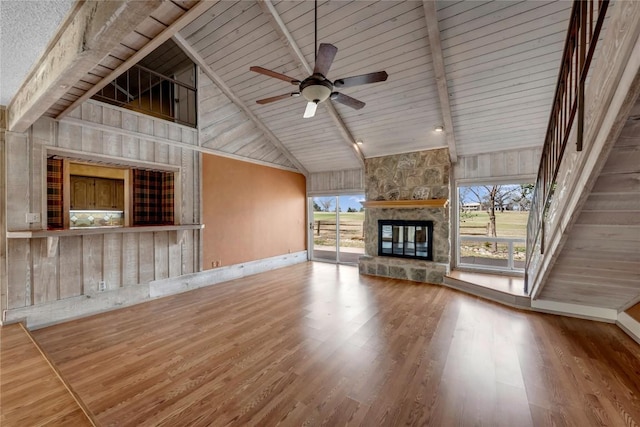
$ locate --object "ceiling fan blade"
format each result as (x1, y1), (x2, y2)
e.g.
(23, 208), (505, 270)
(333, 71), (388, 88)
(256, 92), (300, 105)
(313, 43), (338, 76)
(303, 102), (318, 118)
(250, 66), (300, 84)
(330, 92), (365, 110)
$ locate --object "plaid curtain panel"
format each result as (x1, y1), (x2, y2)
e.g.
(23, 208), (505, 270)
(133, 169), (175, 225)
(47, 158), (63, 229)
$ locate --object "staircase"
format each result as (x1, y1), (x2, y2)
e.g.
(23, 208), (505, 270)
(535, 103), (640, 311)
(526, 1), (640, 321)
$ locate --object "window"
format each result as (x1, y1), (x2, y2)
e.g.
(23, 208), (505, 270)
(46, 156), (176, 229)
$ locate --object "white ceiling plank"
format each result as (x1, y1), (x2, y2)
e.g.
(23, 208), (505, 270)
(173, 33), (308, 176)
(258, 0), (365, 168)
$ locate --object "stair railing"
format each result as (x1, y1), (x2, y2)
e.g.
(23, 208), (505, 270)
(525, 0), (609, 293)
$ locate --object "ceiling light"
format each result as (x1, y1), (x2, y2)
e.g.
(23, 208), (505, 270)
(300, 75), (333, 103)
(356, 139), (363, 145)
(303, 102), (318, 118)
(434, 126), (444, 132)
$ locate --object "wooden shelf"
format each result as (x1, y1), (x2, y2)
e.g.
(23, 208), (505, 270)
(7, 224), (204, 239)
(363, 199), (448, 209)
(7, 224), (204, 257)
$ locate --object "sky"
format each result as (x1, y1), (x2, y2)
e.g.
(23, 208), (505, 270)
(313, 195), (365, 212)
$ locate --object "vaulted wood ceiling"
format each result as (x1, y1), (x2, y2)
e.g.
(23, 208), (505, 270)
(8, 0), (587, 174)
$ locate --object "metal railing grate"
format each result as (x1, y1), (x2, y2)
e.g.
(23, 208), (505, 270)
(92, 64), (197, 128)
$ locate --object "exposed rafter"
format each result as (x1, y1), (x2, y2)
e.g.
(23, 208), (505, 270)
(258, 0), (365, 168)
(422, 0), (458, 163)
(7, 0), (164, 133)
(173, 34), (309, 177)
(56, 0), (215, 121)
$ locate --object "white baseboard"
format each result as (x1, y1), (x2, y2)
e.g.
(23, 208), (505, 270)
(3, 284), (150, 330)
(3, 251), (308, 329)
(617, 312), (640, 345)
(531, 299), (618, 323)
(150, 251), (307, 297)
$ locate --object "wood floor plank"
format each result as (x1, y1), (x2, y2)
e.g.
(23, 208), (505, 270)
(0, 324), (94, 426)
(21, 262), (640, 426)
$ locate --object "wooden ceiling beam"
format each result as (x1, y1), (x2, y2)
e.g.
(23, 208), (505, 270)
(258, 0), (365, 168)
(7, 0), (164, 133)
(173, 34), (309, 177)
(423, 0), (458, 163)
(56, 0), (215, 122)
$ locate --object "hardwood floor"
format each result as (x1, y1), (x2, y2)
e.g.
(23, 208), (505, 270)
(0, 323), (93, 426)
(25, 262), (640, 426)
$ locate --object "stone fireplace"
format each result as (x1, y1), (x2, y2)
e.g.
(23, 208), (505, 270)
(359, 148), (451, 284)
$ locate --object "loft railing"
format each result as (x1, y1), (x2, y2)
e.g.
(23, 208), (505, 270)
(92, 64), (197, 128)
(525, 0), (608, 292)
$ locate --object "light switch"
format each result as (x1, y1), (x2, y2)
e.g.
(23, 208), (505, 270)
(26, 213), (41, 223)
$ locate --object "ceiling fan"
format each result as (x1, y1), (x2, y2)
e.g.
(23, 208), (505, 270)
(249, 2), (388, 118)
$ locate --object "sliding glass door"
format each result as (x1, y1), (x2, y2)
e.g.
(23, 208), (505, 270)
(310, 195), (365, 264)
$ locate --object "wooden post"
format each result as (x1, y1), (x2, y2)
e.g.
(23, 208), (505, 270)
(316, 221), (321, 236)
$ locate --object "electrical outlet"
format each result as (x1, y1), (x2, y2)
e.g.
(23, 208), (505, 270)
(25, 213), (40, 223)
(98, 280), (106, 292)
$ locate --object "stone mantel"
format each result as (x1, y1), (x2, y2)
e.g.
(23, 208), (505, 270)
(363, 199), (448, 209)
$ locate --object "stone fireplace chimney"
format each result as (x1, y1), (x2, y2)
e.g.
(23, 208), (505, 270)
(359, 148), (451, 283)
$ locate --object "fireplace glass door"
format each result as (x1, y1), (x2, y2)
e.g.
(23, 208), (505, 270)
(379, 220), (432, 260)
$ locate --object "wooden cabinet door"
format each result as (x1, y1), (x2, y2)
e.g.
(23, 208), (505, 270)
(114, 180), (125, 210)
(70, 176), (94, 209)
(94, 178), (115, 210)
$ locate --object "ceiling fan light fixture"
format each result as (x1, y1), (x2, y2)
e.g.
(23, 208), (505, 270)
(303, 101), (318, 118)
(300, 76), (333, 103)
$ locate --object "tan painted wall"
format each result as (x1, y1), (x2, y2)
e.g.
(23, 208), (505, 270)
(202, 154), (306, 269)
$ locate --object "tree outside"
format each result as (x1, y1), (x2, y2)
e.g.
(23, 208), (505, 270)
(459, 184), (534, 268)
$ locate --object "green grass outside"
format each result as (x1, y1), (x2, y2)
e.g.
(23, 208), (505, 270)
(312, 212), (365, 222)
(459, 211), (529, 238)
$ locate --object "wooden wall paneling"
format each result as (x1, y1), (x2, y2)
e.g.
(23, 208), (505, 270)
(505, 150), (519, 176)
(490, 152), (505, 177)
(103, 234), (123, 290)
(58, 121), (82, 151)
(153, 232), (169, 280)
(169, 238), (182, 278)
(6, 132), (30, 230)
(102, 108), (123, 157)
(31, 238), (58, 304)
(59, 236), (83, 299)
(121, 233), (139, 286)
(0, 108), (6, 313)
(138, 232), (155, 283)
(476, 153), (491, 177)
(30, 132), (45, 228)
(181, 149), (195, 224)
(7, 240), (30, 309)
(121, 112), (140, 159)
(82, 234), (103, 294)
(155, 141), (169, 165)
(182, 232), (194, 275)
(137, 116), (155, 162)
